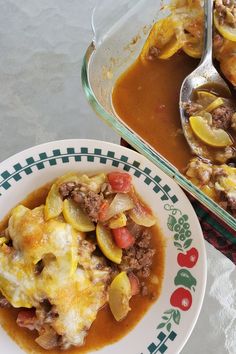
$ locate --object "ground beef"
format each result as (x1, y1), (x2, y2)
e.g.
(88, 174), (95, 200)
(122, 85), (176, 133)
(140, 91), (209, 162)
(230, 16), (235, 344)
(227, 195), (236, 209)
(213, 167), (228, 179)
(70, 189), (84, 204)
(59, 182), (103, 222)
(218, 191), (236, 211)
(140, 282), (148, 296)
(214, 166), (236, 212)
(215, 0), (236, 27)
(183, 101), (203, 117)
(59, 182), (77, 199)
(148, 46), (161, 60)
(36, 300), (59, 325)
(100, 182), (113, 196)
(213, 33), (224, 52)
(215, 146), (235, 164)
(212, 105), (234, 130)
(186, 158), (213, 185)
(231, 112), (236, 131)
(219, 200), (228, 209)
(118, 227), (155, 279)
(82, 191), (103, 222)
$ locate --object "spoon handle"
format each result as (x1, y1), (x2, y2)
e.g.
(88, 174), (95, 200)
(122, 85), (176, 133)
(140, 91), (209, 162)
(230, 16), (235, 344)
(201, 0), (214, 64)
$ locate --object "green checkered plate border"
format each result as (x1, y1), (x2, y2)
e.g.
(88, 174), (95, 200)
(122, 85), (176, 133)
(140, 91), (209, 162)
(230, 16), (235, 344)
(0, 139), (207, 354)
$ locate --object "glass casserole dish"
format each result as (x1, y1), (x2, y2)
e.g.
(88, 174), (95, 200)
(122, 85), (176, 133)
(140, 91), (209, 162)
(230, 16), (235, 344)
(81, 0), (236, 232)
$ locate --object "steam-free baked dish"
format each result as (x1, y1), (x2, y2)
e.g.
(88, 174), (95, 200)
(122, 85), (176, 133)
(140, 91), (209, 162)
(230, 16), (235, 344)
(0, 171), (164, 351)
(113, 0), (236, 216)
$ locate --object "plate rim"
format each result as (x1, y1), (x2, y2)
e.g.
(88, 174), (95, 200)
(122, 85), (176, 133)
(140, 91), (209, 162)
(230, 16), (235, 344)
(0, 138), (207, 354)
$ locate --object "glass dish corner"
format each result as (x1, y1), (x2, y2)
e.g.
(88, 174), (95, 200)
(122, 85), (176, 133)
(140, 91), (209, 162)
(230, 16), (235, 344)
(81, 0), (236, 233)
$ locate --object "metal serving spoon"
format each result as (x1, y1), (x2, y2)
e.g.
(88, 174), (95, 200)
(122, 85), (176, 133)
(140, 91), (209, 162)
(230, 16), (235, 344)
(179, 0), (231, 157)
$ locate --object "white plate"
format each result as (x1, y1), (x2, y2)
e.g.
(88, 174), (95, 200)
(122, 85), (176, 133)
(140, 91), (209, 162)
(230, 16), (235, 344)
(0, 139), (207, 354)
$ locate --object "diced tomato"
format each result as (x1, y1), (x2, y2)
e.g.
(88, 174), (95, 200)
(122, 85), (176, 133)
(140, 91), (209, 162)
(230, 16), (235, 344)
(112, 227), (135, 249)
(16, 309), (37, 331)
(107, 172), (132, 193)
(98, 200), (109, 222)
(128, 273), (140, 296)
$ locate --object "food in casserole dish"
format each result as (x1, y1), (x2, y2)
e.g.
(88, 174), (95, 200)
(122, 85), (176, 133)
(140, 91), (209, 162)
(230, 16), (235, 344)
(0, 171), (165, 351)
(140, 0), (236, 85)
(112, 0), (236, 216)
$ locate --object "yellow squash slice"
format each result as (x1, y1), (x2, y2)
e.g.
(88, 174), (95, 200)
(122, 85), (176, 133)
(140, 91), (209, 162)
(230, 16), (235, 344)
(189, 115), (233, 147)
(0, 237), (7, 246)
(214, 11), (236, 42)
(183, 34), (203, 59)
(197, 90), (217, 107)
(88, 173), (107, 193)
(63, 199), (95, 232)
(183, 42), (202, 58)
(108, 213), (127, 229)
(45, 183), (63, 221)
(55, 172), (80, 186)
(158, 35), (183, 59)
(140, 16), (181, 62)
(108, 272), (131, 321)
(129, 202), (156, 227)
(215, 167), (236, 191)
(56, 172), (106, 194)
(204, 97), (224, 113)
(96, 223), (122, 264)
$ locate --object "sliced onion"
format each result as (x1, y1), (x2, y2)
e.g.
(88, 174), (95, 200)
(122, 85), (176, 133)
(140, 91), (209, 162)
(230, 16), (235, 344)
(103, 194), (134, 221)
(35, 327), (58, 350)
(128, 189), (156, 227)
(129, 201), (156, 227)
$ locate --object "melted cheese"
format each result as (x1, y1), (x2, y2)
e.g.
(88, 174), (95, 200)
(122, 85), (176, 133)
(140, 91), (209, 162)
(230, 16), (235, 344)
(52, 282), (107, 347)
(0, 204), (110, 347)
(0, 251), (35, 308)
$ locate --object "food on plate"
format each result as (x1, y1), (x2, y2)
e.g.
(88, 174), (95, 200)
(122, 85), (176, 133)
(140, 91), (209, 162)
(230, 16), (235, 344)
(112, 0), (236, 216)
(0, 171), (165, 351)
(108, 272), (132, 321)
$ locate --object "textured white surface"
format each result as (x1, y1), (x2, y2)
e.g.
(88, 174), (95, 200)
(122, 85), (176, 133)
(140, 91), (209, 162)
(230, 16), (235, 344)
(182, 242), (236, 354)
(0, 0), (118, 161)
(0, 1), (235, 353)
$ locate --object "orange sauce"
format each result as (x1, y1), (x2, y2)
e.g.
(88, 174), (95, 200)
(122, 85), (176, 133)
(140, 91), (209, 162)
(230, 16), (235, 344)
(112, 53), (198, 171)
(0, 184), (165, 354)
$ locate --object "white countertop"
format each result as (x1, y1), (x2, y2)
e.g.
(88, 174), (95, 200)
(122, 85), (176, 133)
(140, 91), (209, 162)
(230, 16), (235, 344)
(0, 1), (235, 353)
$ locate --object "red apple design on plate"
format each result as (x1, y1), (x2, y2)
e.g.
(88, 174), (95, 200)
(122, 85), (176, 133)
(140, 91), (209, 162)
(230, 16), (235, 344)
(170, 288), (192, 311)
(177, 247), (199, 268)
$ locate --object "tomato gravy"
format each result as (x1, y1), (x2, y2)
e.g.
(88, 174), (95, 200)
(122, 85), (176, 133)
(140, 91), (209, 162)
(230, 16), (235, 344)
(112, 53), (198, 171)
